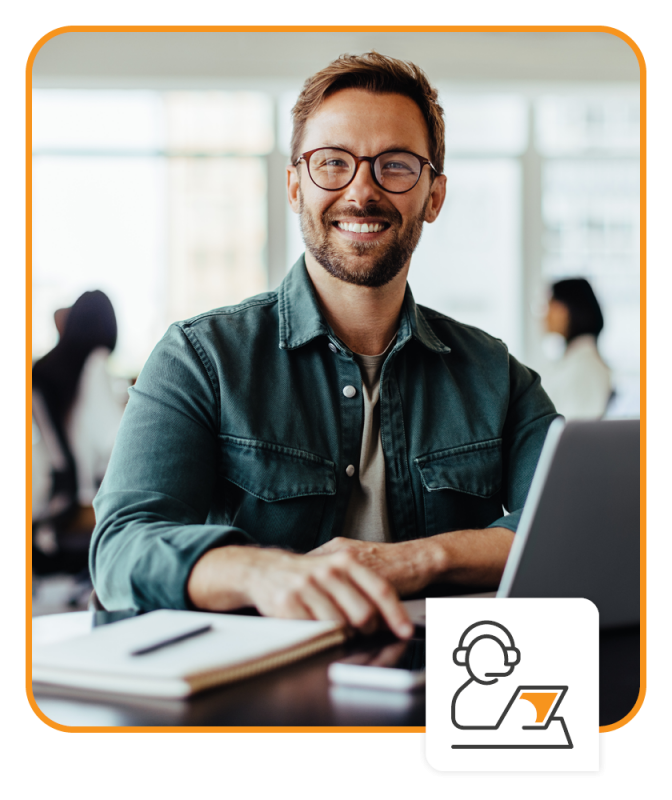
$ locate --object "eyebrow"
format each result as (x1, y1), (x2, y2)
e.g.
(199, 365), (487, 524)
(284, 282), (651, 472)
(321, 143), (419, 154)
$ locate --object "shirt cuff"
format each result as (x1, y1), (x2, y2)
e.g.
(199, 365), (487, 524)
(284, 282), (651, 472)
(129, 524), (256, 611)
(487, 508), (521, 533)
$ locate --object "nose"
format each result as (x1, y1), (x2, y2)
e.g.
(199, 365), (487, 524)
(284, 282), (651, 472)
(342, 159), (382, 206)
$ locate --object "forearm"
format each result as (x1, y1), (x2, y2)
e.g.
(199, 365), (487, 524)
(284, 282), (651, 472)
(424, 526), (515, 588)
(308, 526), (515, 596)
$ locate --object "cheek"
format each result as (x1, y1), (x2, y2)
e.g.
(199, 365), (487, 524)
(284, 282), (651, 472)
(299, 189), (331, 220)
(400, 198), (428, 225)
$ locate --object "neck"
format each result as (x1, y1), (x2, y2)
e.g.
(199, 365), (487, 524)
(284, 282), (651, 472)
(304, 251), (409, 355)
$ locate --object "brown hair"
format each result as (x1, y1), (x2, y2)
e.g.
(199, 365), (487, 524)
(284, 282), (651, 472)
(290, 52), (445, 175)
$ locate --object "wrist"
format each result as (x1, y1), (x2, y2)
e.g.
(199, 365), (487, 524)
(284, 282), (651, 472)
(398, 537), (449, 591)
(431, 527), (515, 586)
(187, 545), (258, 611)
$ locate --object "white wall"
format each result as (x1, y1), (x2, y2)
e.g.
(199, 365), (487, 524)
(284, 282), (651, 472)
(32, 31), (640, 87)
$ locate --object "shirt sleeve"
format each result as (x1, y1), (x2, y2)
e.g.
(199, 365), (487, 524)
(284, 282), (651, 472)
(90, 324), (255, 611)
(487, 353), (559, 533)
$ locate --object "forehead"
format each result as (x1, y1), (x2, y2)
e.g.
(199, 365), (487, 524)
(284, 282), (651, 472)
(300, 88), (430, 156)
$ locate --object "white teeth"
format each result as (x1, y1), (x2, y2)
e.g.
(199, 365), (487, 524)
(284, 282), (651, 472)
(337, 222), (384, 233)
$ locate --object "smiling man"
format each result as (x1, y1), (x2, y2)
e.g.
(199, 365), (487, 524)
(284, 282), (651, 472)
(90, 53), (557, 638)
(292, 90), (437, 293)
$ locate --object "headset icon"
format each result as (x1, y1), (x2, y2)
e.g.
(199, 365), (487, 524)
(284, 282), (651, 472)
(449, 619), (572, 747)
(452, 620), (521, 681)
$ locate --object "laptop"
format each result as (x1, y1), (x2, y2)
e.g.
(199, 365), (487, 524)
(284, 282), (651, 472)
(406, 418), (640, 629)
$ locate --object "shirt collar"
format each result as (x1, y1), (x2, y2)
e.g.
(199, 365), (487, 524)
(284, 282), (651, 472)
(278, 255), (331, 350)
(278, 255), (451, 355)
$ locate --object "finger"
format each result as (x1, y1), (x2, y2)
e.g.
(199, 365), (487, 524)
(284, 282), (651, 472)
(345, 560), (414, 639)
(271, 590), (315, 621)
(314, 564), (382, 634)
(297, 578), (348, 625)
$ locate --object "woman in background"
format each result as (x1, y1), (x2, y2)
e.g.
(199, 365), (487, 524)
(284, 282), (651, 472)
(32, 290), (125, 568)
(543, 278), (612, 420)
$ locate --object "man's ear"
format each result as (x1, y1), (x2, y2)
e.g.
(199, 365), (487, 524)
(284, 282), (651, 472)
(423, 173), (447, 224)
(287, 165), (301, 215)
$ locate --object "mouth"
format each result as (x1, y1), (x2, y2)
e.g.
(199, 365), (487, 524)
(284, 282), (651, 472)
(332, 219), (391, 240)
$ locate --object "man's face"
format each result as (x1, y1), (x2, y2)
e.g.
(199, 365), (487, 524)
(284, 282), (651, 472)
(466, 638), (516, 684)
(287, 89), (446, 288)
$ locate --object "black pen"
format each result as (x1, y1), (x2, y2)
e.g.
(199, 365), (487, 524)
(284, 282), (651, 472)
(130, 624), (213, 656)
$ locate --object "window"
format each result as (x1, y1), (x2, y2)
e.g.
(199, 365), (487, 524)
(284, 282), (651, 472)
(33, 85), (640, 414)
(32, 90), (272, 376)
(536, 93), (640, 407)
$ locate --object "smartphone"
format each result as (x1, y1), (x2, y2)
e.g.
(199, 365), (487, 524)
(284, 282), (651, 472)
(328, 638), (425, 691)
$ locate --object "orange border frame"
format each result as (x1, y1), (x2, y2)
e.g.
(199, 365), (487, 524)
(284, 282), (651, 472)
(15, 25), (672, 733)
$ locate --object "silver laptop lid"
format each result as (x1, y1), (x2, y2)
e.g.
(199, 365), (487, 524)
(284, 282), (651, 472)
(498, 419), (640, 628)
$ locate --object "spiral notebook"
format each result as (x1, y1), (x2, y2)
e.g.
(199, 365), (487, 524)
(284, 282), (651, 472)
(32, 609), (346, 698)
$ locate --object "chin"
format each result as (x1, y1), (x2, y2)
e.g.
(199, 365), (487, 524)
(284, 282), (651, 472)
(321, 231), (397, 278)
(300, 207), (420, 289)
(314, 253), (405, 289)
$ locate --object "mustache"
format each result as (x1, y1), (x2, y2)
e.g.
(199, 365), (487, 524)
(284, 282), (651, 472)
(322, 205), (402, 226)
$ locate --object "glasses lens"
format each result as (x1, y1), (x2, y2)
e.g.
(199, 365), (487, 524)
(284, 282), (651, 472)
(374, 152), (422, 192)
(308, 149), (356, 190)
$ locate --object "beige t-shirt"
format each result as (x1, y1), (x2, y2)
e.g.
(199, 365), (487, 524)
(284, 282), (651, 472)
(341, 337), (396, 543)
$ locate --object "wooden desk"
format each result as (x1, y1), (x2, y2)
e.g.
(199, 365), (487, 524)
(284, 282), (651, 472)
(31, 610), (639, 729)
(31, 611), (426, 728)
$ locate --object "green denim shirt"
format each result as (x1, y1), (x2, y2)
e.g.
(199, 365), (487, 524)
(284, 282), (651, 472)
(91, 257), (558, 611)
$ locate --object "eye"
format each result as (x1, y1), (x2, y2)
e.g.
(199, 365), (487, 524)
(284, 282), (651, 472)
(313, 156), (350, 172)
(380, 159), (416, 173)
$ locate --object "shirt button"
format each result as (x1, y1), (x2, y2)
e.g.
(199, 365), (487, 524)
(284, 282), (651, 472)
(328, 343), (338, 354)
(346, 465), (356, 477)
(343, 385), (357, 398)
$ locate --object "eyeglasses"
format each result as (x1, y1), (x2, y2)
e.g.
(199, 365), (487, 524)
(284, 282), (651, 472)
(295, 147), (438, 194)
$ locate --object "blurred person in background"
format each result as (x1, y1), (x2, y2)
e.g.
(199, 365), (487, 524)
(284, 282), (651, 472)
(543, 278), (612, 420)
(32, 290), (125, 574)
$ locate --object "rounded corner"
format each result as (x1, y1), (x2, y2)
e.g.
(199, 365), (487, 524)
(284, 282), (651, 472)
(26, 682), (76, 733)
(30, 25), (78, 84)
(27, 682), (65, 728)
(577, 597), (600, 621)
(600, 683), (642, 733)
(423, 748), (447, 773)
(597, 26), (646, 78)
(26, 25), (79, 78)
(604, 25), (642, 76)
(599, 682), (646, 733)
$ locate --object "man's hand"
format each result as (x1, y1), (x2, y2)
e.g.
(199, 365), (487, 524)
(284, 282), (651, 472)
(309, 527), (515, 595)
(187, 545), (414, 639)
(308, 538), (433, 596)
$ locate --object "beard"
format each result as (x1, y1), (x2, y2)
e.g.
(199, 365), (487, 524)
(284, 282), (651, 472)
(298, 189), (428, 288)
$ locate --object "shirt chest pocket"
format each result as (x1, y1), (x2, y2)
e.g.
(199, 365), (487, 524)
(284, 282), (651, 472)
(218, 435), (336, 551)
(414, 438), (503, 536)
